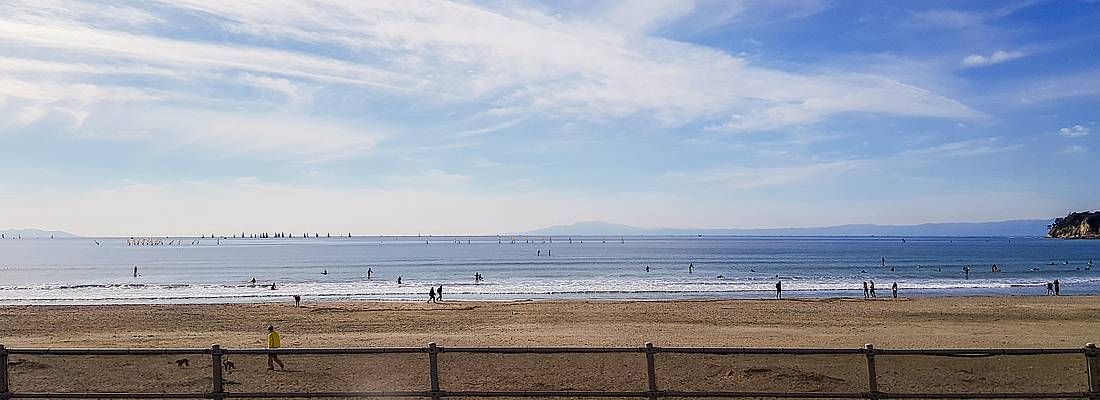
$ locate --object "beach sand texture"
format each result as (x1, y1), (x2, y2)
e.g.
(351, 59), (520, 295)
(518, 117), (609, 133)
(3, 296), (1099, 395)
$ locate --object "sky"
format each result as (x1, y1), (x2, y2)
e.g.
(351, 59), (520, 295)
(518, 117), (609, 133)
(0, 0), (1098, 236)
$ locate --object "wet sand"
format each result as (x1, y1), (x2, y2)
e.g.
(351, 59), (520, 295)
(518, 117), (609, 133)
(2, 296), (1099, 394)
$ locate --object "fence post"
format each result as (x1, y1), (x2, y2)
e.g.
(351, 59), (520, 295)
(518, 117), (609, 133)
(1, 344), (9, 400)
(864, 344), (880, 400)
(1086, 343), (1100, 397)
(428, 342), (442, 400)
(210, 345), (224, 400)
(644, 342), (659, 400)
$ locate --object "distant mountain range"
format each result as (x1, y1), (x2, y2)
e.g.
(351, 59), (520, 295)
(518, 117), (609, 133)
(0, 228), (80, 238)
(526, 219), (1055, 237)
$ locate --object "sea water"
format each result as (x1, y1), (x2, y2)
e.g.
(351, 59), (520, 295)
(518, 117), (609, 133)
(0, 235), (1098, 304)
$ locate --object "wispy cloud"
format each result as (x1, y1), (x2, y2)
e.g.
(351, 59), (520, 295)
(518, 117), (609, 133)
(0, 0), (982, 155)
(1013, 71), (1100, 104)
(706, 75), (982, 133)
(1063, 145), (1088, 154)
(387, 169), (472, 188)
(1059, 125), (1090, 138)
(961, 50), (1026, 68)
(665, 160), (862, 190)
(900, 137), (1021, 158)
(450, 118), (527, 139)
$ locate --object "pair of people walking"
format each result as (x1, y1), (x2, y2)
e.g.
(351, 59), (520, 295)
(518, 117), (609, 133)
(863, 281), (876, 298)
(863, 281), (899, 298)
(428, 284), (444, 303)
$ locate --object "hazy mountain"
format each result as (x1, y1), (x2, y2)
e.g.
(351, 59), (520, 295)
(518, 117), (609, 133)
(527, 219), (1054, 237)
(0, 228), (80, 238)
(526, 221), (651, 235)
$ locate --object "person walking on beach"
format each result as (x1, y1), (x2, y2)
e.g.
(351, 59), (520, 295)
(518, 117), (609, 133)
(428, 287), (437, 303)
(266, 325), (285, 371)
(1046, 282), (1054, 296)
(869, 281), (877, 298)
(367, 268), (373, 280)
(863, 281), (869, 298)
(891, 282), (898, 298)
(775, 280), (782, 299)
(1054, 279), (1061, 296)
(293, 295), (301, 307)
(437, 285), (443, 302)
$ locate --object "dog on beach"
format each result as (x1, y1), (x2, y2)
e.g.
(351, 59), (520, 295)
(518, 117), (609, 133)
(223, 359), (236, 372)
(175, 358), (189, 368)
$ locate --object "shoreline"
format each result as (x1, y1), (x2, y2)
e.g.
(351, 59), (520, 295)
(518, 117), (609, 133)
(0, 285), (1074, 306)
(0, 291), (1079, 305)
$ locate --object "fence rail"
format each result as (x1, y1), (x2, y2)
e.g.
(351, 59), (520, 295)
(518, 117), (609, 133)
(2, 342), (1098, 399)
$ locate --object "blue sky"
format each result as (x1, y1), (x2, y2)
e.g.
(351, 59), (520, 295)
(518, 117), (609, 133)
(0, 0), (1097, 235)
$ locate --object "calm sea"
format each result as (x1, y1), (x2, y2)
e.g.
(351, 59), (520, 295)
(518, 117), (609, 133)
(1, 236), (1098, 304)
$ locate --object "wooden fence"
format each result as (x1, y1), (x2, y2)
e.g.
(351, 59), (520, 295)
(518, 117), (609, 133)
(2, 343), (1099, 399)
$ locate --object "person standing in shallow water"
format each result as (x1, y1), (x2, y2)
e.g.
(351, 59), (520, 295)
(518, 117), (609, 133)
(891, 282), (898, 298)
(863, 281), (869, 298)
(775, 280), (782, 299)
(293, 295), (301, 307)
(869, 281), (877, 298)
(1054, 279), (1061, 296)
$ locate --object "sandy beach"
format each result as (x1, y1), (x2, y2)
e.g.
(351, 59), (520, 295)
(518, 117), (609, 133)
(3, 296), (1100, 395)
(4, 296), (1099, 348)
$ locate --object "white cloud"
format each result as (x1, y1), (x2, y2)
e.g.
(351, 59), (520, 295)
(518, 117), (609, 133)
(961, 50), (1025, 68)
(0, 0), (982, 146)
(1059, 125), (1090, 138)
(1013, 71), (1100, 104)
(387, 169), (472, 188)
(1063, 145), (1088, 154)
(707, 75), (982, 133)
(74, 107), (384, 162)
(666, 160), (862, 190)
(900, 137), (1021, 158)
(911, 9), (985, 28)
(450, 118), (526, 139)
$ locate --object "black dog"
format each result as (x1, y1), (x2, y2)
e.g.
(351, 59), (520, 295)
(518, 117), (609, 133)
(175, 358), (189, 368)
(223, 359), (236, 372)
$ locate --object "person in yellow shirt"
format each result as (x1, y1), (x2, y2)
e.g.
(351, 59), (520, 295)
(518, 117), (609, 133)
(267, 325), (285, 370)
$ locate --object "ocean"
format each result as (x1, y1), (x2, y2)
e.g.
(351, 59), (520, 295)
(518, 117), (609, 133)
(1, 235), (1098, 304)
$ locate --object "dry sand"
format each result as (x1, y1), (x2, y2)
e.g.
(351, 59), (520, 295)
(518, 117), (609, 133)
(2, 296), (1099, 395)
